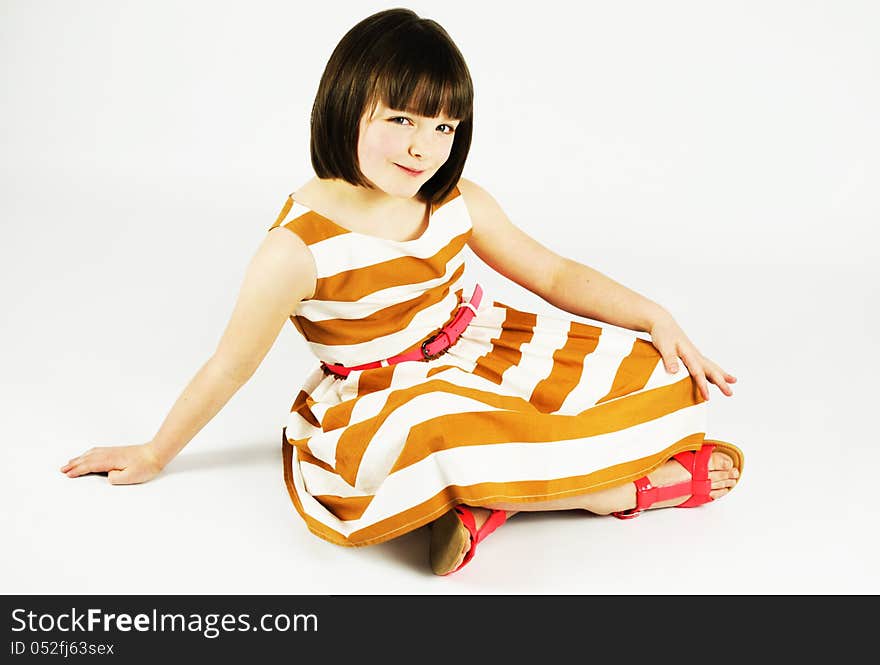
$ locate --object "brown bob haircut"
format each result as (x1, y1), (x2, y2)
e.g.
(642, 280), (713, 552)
(310, 8), (474, 206)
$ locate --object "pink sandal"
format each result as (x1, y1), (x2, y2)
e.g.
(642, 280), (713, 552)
(612, 441), (742, 519)
(430, 506), (508, 575)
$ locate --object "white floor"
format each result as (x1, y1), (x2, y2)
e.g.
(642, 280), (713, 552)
(2, 239), (876, 594)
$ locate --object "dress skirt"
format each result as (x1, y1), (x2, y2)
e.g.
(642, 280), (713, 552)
(281, 288), (709, 547)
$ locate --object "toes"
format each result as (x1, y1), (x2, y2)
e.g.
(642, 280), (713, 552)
(710, 452), (734, 471)
(711, 477), (738, 490)
(709, 468), (738, 483)
(709, 487), (730, 500)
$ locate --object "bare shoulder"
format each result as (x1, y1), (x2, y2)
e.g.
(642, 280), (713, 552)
(454, 176), (501, 233)
(455, 176), (478, 197)
(456, 176), (492, 210)
(454, 176), (564, 300)
(261, 223), (317, 302)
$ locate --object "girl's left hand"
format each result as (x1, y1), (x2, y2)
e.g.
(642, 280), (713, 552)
(648, 314), (737, 400)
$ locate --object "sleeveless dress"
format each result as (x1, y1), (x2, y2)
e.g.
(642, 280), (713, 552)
(268, 185), (710, 547)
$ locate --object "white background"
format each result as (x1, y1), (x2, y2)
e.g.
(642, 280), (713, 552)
(2, 0), (877, 594)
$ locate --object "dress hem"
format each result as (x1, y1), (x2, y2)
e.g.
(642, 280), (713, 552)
(281, 427), (716, 548)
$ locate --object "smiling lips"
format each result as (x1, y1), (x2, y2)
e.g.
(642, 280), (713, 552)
(396, 163), (425, 176)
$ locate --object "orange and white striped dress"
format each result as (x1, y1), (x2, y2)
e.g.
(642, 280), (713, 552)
(268, 185), (710, 547)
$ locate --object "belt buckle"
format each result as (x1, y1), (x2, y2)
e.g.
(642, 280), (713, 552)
(321, 362), (344, 378)
(420, 331), (450, 360)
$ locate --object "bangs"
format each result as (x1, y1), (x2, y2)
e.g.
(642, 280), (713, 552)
(366, 29), (472, 122)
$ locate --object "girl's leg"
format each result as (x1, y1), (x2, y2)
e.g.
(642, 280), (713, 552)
(483, 449), (739, 515)
(433, 451), (740, 573)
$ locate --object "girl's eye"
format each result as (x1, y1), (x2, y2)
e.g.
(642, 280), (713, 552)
(390, 117), (456, 135)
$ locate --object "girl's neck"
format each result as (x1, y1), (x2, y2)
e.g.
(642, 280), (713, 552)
(311, 177), (422, 218)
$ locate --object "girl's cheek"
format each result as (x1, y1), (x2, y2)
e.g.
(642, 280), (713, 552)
(359, 133), (392, 160)
(374, 132), (401, 153)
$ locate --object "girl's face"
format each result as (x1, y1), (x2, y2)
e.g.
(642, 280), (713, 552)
(356, 99), (460, 199)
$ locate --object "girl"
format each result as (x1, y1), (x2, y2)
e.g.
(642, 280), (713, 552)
(60, 8), (743, 576)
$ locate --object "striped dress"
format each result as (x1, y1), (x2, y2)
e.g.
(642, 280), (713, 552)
(268, 185), (710, 547)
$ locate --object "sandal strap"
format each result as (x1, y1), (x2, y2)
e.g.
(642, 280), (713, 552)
(475, 508), (508, 545)
(612, 442), (718, 519)
(672, 443), (716, 508)
(453, 507), (508, 571)
(611, 475), (652, 518)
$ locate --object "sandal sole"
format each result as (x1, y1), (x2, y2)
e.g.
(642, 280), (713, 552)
(429, 509), (470, 575)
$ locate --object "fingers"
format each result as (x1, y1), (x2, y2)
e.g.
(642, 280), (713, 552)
(60, 456), (84, 475)
(674, 353), (738, 400)
(701, 355), (737, 396)
(678, 352), (710, 401)
(61, 447), (96, 474)
(706, 362), (737, 397)
(60, 448), (121, 478)
(61, 447), (91, 472)
(656, 343), (677, 374)
(709, 371), (734, 396)
(62, 459), (107, 478)
(656, 340), (738, 400)
(660, 349), (709, 400)
(108, 469), (128, 485)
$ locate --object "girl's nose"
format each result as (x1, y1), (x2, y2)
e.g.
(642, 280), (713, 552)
(408, 130), (435, 159)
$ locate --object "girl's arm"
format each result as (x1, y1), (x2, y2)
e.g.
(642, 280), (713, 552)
(61, 227), (317, 484)
(459, 178), (736, 399)
(551, 258), (735, 400)
(544, 258), (669, 333)
(458, 177), (667, 331)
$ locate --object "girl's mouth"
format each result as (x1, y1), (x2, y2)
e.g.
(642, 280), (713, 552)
(395, 163), (425, 176)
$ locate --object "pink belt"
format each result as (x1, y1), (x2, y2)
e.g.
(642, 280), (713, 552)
(321, 284), (483, 379)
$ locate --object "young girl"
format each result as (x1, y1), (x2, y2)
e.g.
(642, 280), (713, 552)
(60, 8), (743, 576)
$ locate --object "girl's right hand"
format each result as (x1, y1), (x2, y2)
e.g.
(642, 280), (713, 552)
(60, 443), (165, 485)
